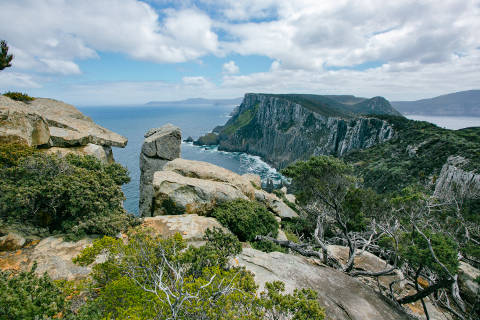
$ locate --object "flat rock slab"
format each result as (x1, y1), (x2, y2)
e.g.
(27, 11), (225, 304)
(0, 236), (94, 281)
(0, 96), (127, 147)
(235, 248), (409, 320)
(143, 214), (227, 241)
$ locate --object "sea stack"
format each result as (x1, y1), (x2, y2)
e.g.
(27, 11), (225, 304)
(139, 123), (181, 217)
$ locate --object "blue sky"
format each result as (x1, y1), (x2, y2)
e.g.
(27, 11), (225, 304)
(0, 0), (479, 106)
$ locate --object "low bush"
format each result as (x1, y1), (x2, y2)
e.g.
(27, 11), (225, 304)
(0, 143), (138, 239)
(3, 91), (34, 102)
(72, 229), (325, 319)
(210, 199), (278, 242)
(0, 264), (69, 319)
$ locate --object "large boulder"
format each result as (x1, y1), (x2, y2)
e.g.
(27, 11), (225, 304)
(0, 236), (94, 281)
(254, 189), (299, 219)
(140, 124), (181, 216)
(163, 158), (256, 199)
(458, 261), (480, 303)
(234, 247), (410, 320)
(0, 232), (26, 251)
(152, 171), (248, 215)
(42, 143), (114, 163)
(143, 214), (227, 241)
(0, 97), (50, 146)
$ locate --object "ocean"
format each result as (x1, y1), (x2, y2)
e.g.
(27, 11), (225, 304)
(79, 105), (480, 215)
(78, 105), (284, 214)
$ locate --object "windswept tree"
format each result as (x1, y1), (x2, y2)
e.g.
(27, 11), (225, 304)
(256, 156), (477, 319)
(0, 40), (13, 71)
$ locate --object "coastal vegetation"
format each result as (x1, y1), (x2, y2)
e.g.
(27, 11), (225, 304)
(0, 143), (138, 239)
(255, 155), (479, 319)
(2, 91), (35, 102)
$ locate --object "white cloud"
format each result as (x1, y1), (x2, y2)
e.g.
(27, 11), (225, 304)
(0, 71), (42, 89)
(222, 60), (239, 74)
(0, 0), (219, 74)
(0, 0), (479, 103)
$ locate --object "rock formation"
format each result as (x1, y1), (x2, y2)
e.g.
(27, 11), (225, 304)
(197, 93), (395, 168)
(139, 124), (181, 216)
(0, 95), (127, 163)
(0, 236), (95, 281)
(148, 157), (298, 219)
(434, 156), (480, 199)
(235, 247), (410, 320)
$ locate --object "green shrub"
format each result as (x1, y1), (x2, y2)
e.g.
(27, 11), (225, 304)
(211, 199), (278, 242)
(3, 91), (34, 102)
(0, 143), (38, 168)
(0, 264), (69, 319)
(73, 230), (325, 319)
(0, 145), (138, 239)
(252, 239), (288, 253)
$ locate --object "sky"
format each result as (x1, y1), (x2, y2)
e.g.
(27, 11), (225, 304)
(0, 0), (479, 106)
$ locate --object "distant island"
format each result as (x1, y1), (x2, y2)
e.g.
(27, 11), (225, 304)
(392, 89), (480, 116)
(146, 97), (243, 107)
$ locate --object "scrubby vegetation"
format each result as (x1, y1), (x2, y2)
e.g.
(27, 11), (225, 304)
(2, 91), (35, 102)
(0, 143), (138, 239)
(0, 264), (71, 319)
(345, 115), (480, 193)
(54, 229), (325, 320)
(253, 155), (480, 319)
(210, 199), (278, 242)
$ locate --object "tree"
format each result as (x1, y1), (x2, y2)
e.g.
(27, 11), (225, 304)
(0, 40), (13, 70)
(73, 229), (326, 320)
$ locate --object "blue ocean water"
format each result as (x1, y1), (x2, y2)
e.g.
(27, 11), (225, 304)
(78, 105), (284, 214)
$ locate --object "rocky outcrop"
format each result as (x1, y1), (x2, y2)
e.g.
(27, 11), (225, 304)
(143, 214), (228, 241)
(148, 157), (298, 218)
(458, 261), (480, 304)
(0, 95), (127, 162)
(434, 156), (480, 199)
(234, 247), (410, 320)
(201, 93), (394, 168)
(139, 124), (181, 216)
(0, 236), (95, 281)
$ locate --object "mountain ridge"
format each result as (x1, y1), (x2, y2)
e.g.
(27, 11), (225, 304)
(392, 90), (480, 116)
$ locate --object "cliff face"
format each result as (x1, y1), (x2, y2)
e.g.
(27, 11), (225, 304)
(216, 93), (394, 168)
(434, 156), (480, 199)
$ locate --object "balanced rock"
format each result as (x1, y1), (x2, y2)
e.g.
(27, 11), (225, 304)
(140, 124), (181, 216)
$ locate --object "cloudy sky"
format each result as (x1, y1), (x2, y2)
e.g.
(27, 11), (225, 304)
(0, 0), (479, 106)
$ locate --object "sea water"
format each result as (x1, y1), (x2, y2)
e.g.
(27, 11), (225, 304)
(79, 105), (480, 215)
(78, 105), (284, 214)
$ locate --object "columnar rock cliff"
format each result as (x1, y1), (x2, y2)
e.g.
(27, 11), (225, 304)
(139, 124), (181, 217)
(207, 93), (395, 168)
